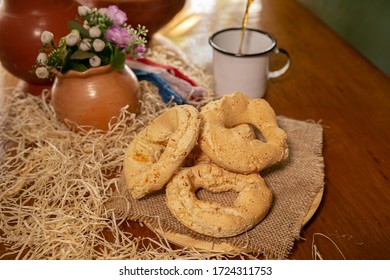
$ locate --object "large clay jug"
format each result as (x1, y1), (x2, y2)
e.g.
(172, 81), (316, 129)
(51, 64), (140, 131)
(0, 0), (79, 87)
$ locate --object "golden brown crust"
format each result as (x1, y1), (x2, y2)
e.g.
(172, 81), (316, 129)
(165, 163), (273, 238)
(185, 124), (257, 166)
(199, 92), (289, 174)
(123, 105), (201, 199)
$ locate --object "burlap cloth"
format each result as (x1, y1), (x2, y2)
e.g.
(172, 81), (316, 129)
(105, 116), (324, 259)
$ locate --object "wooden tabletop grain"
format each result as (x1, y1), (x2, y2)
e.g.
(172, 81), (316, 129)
(1, 0), (389, 260)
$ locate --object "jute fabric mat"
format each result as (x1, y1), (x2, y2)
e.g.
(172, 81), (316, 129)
(106, 116), (325, 259)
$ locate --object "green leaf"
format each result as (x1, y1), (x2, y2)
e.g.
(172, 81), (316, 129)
(67, 61), (89, 72)
(67, 20), (89, 38)
(111, 50), (125, 70)
(57, 37), (68, 62)
(70, 50), (95, 60)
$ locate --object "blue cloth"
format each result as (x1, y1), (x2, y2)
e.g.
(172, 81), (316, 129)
(132, 69), (187, 104)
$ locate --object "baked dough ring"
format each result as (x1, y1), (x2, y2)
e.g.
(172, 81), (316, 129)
(166, 163), (273, 238)
(185, 124), (256, 166)
(123, 105), (200, 199)
(199, 92), (288, 174)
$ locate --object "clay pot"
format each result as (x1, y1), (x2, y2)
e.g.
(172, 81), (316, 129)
(78, 0), (186, 42)
(51, 64), (140, 131)
(0, 0), (80, 88)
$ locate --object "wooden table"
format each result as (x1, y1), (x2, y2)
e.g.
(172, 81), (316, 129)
(1, 0), (389, 260)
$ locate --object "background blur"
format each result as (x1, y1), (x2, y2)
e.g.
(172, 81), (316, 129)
(294, 0), (389, 77)
(162, 0), (390, 77)
(1, 0), (389, 76)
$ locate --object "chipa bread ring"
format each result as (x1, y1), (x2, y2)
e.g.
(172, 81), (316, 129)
(123, 105), (201, 199)
(185, 124), (257, 166)
(165, 163), (273, 238)
(199, 92), (289, 174)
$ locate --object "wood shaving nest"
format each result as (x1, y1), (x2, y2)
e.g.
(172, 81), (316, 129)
(0, 47), (256, 260)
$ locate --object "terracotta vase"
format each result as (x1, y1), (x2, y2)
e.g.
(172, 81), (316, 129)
(0, 0), (79, 90)
(78, 0), (186, 42)
(51, 65), (140, 131)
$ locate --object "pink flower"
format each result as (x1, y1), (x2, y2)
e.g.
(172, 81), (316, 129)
(106, 5), (127, 26)
(134, 44), (147, 57)
(105, 27), (131, 48)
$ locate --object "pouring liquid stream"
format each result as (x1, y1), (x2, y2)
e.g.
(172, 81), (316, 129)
(238, 0), (254, 54)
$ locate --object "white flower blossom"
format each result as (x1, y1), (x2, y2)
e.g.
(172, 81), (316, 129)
(40, 31), (54, 44)
(83, 20), (90, 30)
(36, 53), (48, 65)
(78, 6), (91, 16)
(98, 8), (107, 15)
(79, 38), (91, 51)
(89, 26), (101, 38)
(35, 67), (49, 79)
(65, 30), (80, 46)
(89, 55), (101, 67)
(92, 39), (105, 52)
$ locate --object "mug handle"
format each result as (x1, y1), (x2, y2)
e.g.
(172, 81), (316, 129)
(268, 48), (291, 78)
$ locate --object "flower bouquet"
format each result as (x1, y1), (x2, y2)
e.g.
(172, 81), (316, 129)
(29, 5), (148, 131)
(32, 5), (148, 80)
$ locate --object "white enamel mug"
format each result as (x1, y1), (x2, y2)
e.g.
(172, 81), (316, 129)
(209, 27), (290, 99)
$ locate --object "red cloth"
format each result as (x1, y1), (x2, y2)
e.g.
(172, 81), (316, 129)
(129, 57), (198, 86)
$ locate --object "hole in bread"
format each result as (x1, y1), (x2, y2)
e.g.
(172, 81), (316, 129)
(231, 124), (266, 142)
(251, 124), (266, 142)
(195, 188), (238, 207)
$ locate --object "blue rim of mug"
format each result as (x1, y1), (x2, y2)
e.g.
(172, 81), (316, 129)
(209, 27), (277, 57)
